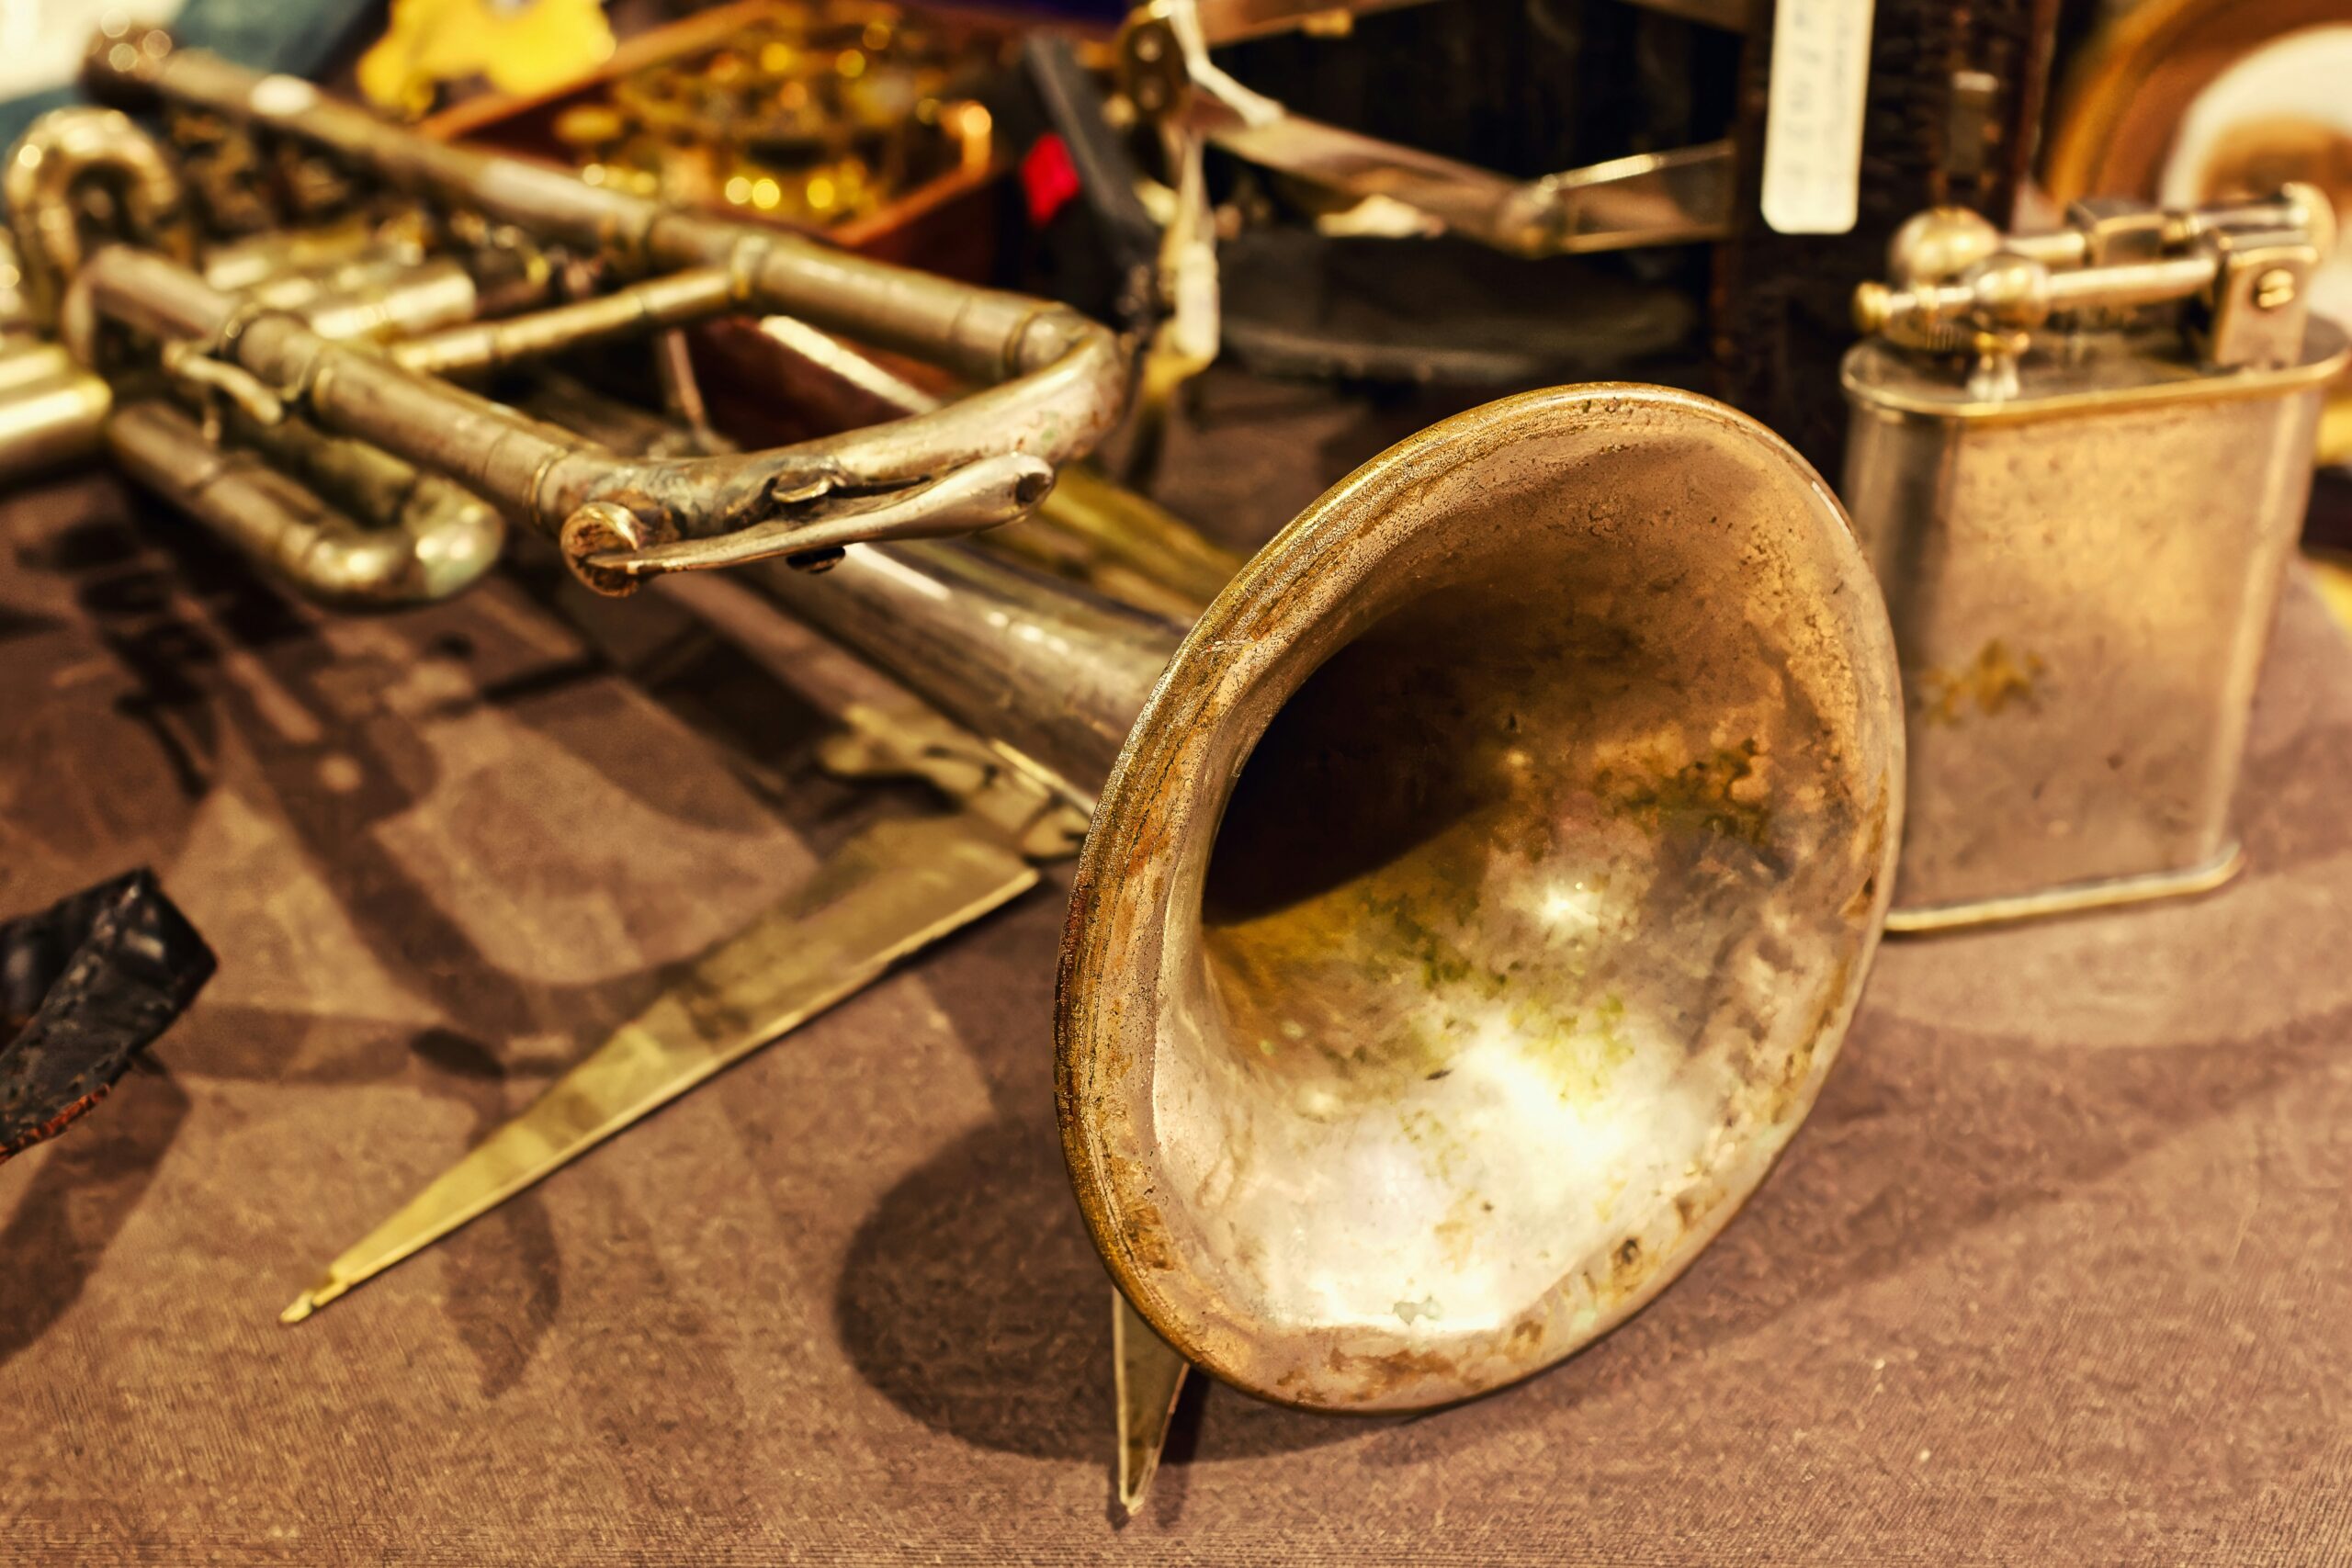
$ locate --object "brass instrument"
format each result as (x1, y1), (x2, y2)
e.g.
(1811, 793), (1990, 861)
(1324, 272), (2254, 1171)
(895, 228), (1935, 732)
(7, 21), (1124, 600)
(747, 384), (1902, 1411)
(8, 26), (1907, 1433)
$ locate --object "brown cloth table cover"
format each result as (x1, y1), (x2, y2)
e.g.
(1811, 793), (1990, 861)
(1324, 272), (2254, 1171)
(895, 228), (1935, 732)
(4, 445), (2352, 1565)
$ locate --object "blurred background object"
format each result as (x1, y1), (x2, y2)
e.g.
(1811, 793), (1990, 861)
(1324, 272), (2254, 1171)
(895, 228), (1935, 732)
(358, 0), (616, 118)
(427, 0), (1003, 235)
(1715, 0), (2059, 477)
(978, 0), (2065, 485)
(2044, 0), (2352, 468)
(2035, 0), (2352, 640)
(0, 0), (379, 141)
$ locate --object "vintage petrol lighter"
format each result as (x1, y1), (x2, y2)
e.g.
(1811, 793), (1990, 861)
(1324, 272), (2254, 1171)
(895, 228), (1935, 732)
(1841, 188), (2348, 930)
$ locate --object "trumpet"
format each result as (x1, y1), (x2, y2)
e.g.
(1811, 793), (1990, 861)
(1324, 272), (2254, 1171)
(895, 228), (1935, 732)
(10, 25), (1905, 1416)
(519, 356), (1905, 1411)
(744, 386), (1903, 1409)
(16, 20), (1123, 599)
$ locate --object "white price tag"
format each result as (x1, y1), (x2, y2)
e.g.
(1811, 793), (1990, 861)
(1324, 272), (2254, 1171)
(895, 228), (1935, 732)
(1760, 0), (1876, 236)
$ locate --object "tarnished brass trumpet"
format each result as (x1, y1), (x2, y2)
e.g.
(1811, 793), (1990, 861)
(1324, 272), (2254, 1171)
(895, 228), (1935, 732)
(10, 25), (1905, 1418)
(750, 385), (1903, 1409)
(16, 21), (1122, 598)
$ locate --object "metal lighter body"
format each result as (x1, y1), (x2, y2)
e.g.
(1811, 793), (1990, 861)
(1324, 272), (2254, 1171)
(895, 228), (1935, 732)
(1839, 194), (2349, 929)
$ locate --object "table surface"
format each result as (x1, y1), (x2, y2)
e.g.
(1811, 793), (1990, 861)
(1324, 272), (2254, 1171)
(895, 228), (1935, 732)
(6, 387), (2352, 1564)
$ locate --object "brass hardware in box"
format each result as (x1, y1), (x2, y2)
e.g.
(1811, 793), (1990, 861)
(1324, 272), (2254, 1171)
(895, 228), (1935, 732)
(1843, 188), (2350, 931)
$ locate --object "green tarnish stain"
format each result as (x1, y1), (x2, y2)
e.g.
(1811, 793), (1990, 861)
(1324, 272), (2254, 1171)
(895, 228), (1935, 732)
(1352, 884), (1513, 1000)
(1603, 740), (1772, 848)
(1397, 1106), (1467, 1179)
(1917, 638), (2045, 726)
(1514, 990), (1633, 1104)
(1204, 817), (1636, 1110)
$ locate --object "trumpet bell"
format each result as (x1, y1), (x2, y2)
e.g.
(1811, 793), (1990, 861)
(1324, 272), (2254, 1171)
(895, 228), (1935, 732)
(1058, 385), (1904, 1411)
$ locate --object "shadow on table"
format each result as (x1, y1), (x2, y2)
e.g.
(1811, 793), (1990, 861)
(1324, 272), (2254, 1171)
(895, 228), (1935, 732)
(834, 907), (2352, 1499)
(1673, 997), (2345, 1348)
(1351, 989), (2350, 1467)
(0, 1059), (189, 1373)
(831, 1107), (1387, 1523)
(827, 891), (1382, 1523)
(10, 485), (840, 1405)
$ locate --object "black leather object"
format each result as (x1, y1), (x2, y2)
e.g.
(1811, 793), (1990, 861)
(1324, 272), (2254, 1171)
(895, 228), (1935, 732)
(0, 869), (214, 1163)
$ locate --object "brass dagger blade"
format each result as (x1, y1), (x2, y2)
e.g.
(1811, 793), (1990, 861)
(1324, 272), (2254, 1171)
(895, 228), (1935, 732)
(280, 812), (1039, 1324)
(1114, 1288), (1192, 1516)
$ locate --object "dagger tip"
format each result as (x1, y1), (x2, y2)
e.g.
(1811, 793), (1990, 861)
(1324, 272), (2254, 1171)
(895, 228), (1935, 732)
(279, 1276), (346, 1325)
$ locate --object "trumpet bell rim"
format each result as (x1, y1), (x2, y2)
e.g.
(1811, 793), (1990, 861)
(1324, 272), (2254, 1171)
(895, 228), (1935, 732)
(1057, 383), (1905, 1413)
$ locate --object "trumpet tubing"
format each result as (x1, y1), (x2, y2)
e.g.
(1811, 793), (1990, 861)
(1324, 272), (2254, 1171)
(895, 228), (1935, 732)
(34, 20), (1124, 595)
(0, 341), (112, 479)
(107, 399), (506, 604)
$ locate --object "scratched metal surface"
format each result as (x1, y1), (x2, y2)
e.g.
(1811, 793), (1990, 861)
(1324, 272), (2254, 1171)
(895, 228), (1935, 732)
(5, 395), (2352, 1561)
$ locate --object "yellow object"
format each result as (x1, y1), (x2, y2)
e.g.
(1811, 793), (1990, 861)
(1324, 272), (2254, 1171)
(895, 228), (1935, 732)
(359, 0), (617, 119)
(2319, 392), (2352, 468)
(277, 703), (1087, 1325)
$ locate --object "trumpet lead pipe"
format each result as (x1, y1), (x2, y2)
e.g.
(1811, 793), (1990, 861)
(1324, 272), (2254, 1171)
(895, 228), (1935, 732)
(0, 359), (110, 482)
